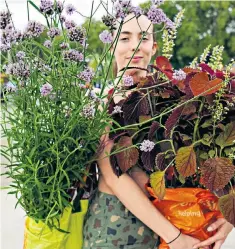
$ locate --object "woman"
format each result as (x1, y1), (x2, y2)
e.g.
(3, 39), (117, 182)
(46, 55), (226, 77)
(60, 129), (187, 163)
(82, 13), (233, 249)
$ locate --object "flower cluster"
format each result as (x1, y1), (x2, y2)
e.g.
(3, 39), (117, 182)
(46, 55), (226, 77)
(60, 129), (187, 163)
(147, 6), (167, 24)
(40, 0), (54, 15)
(0, 10), (11, 29)
(5, 61), (30, 79)
(40, 83), (53, 96)
(113, 0), (133, 19)
(47, 27), (60, 38)
(44, 40), (52, 48)
(123, 75), (134, 87)
(99, 30), (113, 44)
(112, 105), (123, 115)
(152, 0), (165, 6)
(172, 69), (186, 81)
(77, 67), (95, 83)
(82, 104), (95, 119)
(59, 42), (68, 49)
(63, 49), (84, 62)
(64, 20), (76, 29)
(67, 26), (86, 45)
(66, 4), (76, 15)
(101, 15), (116, 31)
(24, 21), (45, 38)
(16, 51), (26, 60)
(140, 140), (155, 152)
(5, 82), (17, 92)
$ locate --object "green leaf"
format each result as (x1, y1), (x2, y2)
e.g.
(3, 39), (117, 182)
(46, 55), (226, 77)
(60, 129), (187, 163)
(201, 134), (213, 146)
(27, 1), (41, 14)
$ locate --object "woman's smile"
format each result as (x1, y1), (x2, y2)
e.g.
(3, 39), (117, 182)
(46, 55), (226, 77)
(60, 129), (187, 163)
(127, 56), (143, 63)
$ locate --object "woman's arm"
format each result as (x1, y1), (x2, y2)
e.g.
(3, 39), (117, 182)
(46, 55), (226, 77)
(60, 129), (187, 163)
(128, 165), (150, 196)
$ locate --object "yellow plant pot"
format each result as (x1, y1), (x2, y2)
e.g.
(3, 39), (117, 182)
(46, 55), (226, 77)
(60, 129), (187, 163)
(23, 200), (89, 249)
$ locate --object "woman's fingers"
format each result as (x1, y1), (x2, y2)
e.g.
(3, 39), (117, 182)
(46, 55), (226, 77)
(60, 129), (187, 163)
(213, 240), (224, 249)
(207, 218), (226, 232)
(193, 234), (218, 248)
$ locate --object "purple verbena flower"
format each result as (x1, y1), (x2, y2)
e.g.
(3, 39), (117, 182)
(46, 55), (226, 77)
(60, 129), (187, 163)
(147, 5), (167, 24)
(64, 20), (76, 29)
(112, 105), (123, 115)
(24, 21), (45, 38)
(55, 1), (63, 13)
(0, 43), (11, 52)
(123, 75), (134, 87)
(165, 18), (175, 30)
(5, 61), (30, 79)
(172, 69), (187, 81)
(140, 140), (155, 152)
(16, 51), (26, 60)
(63, 49), (84, 62)
(40, 83), (53, 96)
(101, 15), (116, 30)
(66, 4), (76, 15)
(40, 0), (54, 15)
(151, 0), (165, 6)
(0, 10), (11, 30)
(60, 42), (69, 49)
(132, 6), (143, 17)
(99, 30), (113, 44)
(67, 26), (86, 45)
(78, 67), (95, 83)
(44, 40), (52, 48)
(5, 82), (17, 92)
(82, 104), (95, 119)
(59, 15), (66, 23)
(47, 27), (60, 38)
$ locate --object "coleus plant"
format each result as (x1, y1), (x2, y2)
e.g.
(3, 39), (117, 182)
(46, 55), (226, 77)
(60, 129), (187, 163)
(108, 53), (235, 226)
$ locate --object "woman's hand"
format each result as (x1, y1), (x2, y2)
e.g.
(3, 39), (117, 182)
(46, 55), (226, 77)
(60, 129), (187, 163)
(192, 218), (233, 249)
(169, 233), (210, 249)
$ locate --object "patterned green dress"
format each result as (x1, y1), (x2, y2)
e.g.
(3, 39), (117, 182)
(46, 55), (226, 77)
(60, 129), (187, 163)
(82, 190), (159, 249)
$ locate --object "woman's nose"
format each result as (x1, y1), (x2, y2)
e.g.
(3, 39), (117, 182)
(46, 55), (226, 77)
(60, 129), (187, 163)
(131, 38), (140, 52)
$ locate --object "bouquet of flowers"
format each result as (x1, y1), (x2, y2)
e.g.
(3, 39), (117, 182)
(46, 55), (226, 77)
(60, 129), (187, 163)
(0, 0), (115, 248)
(108, 48), (235, 248)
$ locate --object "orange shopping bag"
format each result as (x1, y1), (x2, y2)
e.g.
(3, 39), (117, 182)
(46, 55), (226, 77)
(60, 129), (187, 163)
(146, 186), (224, 249)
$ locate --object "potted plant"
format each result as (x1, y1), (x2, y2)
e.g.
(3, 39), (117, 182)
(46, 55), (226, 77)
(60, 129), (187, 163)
(0, 1), (113, 248)
(108, 47), (235, 249)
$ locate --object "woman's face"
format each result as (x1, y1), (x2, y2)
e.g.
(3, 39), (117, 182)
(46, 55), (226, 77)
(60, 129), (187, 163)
(112, 14), (157, 76)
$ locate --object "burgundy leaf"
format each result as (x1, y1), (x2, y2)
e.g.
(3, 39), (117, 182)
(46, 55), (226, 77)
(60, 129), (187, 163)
(199, 63), (215, 76)
(164, 106), (184, 138)
(148, 121), (161, 140)
(115, 136), (139, 173)
(123, 91), (150, 122)
(141, 146), (158, 171)
(155, 152), (167, 171)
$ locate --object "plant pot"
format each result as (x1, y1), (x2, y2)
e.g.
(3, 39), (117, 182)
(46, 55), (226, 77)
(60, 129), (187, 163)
(23, 200), (89, 249)
(146, 187), (223, 249)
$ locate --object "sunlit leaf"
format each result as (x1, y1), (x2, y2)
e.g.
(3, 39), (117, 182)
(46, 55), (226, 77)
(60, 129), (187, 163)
(175, 145), (197, 177)
(150, 171), (166, 200)
(190, 72), (223, 96)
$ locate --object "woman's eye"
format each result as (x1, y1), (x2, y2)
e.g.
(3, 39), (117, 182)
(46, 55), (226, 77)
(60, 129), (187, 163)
(142, 37), (148, 40)
(120, 37), (129, 41)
